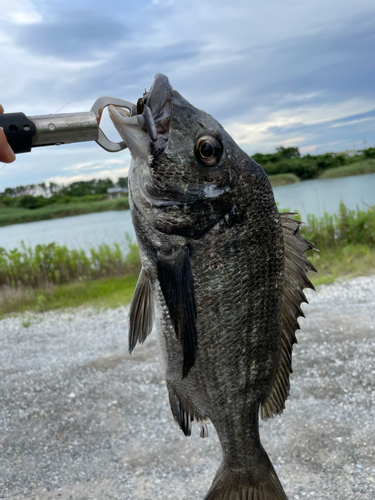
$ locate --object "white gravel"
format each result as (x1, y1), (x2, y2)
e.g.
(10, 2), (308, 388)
(0, 276), (375, 499)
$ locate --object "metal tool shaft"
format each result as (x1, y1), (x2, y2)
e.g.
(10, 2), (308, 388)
(0, 96), (135, 155)
(31, 112), (99, 147)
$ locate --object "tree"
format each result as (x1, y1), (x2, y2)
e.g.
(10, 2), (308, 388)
(117, 177), (128, 188)
(364, 147), (375, 159)
(49, 182), (61, 195)
(276, 147), (300, 159)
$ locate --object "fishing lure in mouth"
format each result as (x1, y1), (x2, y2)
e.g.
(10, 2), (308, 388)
(0, 96), (136, 155)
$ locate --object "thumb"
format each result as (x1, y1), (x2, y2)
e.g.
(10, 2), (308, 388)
(0, 127), (16, 163)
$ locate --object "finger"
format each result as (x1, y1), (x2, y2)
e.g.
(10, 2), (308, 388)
(0, 127), (16, 163)
(0, 104), (4, 114)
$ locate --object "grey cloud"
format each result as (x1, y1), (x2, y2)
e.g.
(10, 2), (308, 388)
(146, 11), (375, 123)
(42, 40), (206, 112)
(12, 12), (128, 59)
(241, 109), (375, 156)
(257, 15), (375, 97)
(4, 0), (375, 191)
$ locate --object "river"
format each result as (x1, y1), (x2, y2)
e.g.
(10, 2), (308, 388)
(0, 173), (374, 252)
(273, 172), (375, 220)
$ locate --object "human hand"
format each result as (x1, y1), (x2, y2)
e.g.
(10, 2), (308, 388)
(0, 105), (16, 163)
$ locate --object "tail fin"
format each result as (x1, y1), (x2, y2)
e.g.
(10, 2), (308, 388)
(204, 461), (288, 500)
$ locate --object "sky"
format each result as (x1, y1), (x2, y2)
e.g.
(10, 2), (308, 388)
(1, 0), (375, 191)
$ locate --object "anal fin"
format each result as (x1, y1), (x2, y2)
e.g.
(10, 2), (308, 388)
(128, 268), (154, 353)
(167, 383), (208, 438)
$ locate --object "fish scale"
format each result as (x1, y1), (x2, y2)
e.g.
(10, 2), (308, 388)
(110, 73), (316, 500)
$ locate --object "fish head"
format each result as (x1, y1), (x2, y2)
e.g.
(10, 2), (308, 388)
(109, 74), (267, 238)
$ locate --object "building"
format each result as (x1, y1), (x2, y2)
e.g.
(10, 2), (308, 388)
(106, 187), (128, 199)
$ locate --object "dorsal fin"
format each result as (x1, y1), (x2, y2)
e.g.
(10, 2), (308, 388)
(260, 213), (318, 420)
(128, 268), (154, 353)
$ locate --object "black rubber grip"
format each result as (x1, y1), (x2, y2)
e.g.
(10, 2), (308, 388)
(0, 112), (37, 154)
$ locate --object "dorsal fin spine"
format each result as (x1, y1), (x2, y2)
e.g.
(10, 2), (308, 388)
(260, 212), (317, 421)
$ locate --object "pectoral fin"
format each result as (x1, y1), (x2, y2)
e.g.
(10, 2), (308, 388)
(157, 247), (197, 378)
(261, 213), (318, 420)
(128, 268), (154, 353)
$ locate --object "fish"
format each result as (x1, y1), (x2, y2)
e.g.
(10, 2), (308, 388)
(109, 74), (317, 500)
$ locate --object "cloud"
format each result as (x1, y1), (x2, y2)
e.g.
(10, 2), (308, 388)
(2, 0), (375, 190)
(0, 0), (42, 24)
(226, 98), (375, 146)
(47, 166), (130, 186)
(11, 12), (128, 59)
(330, 116), (375, 128)
(61, 158), (128, 172)
(299, 145), (321, 154)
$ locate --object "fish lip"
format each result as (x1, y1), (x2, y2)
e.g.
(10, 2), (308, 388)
(109, 74), (172, 157)
(145, 74), (173, 121)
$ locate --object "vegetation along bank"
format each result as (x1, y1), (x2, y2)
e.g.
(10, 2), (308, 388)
(0, 203), (374, 317)
(0, 177), (129, 226)
(256, 146), (375, 183)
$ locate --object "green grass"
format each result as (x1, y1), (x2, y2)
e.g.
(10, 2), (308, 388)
(0, 237), (141, 288)
(318, 159), (375, 179)
(268, 173), (300, 187)
(0, 197), (129, 227)
(1, 202), (375, 317)
(300, 203), (375, 249)
(2, 244), (373, 317)
(300, 203), (375, 286)
(0, 274), (139, 318)
(307, 245), (375, 287)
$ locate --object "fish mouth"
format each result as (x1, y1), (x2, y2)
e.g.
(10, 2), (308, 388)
(109, 73), (172, 160)
(139, 183), (184, 209)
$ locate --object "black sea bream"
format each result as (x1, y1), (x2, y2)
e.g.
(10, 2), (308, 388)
(109, 74), (316, 500)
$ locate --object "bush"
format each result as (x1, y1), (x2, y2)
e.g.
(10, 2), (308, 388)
(318, 160), (375, 179)
(263, 157), (318, 180)
(301, 203), (375, 250)
(268, 173), (300, 187)
(0, 236), (141, 288)
(254, 147), (375, 180)
(315, 153), (346, 171)
(364, 147), (375, 159)
(17, 195), (48, 210)
(0, 195), (12, 207)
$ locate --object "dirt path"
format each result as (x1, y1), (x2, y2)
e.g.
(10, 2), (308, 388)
(0, 276), (374, 499)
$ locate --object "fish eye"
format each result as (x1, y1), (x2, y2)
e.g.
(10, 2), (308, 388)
(195, 135), (223, 167)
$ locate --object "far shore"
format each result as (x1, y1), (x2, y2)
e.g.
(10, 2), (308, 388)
(1, 165), (375, 227)
(0, 196), (128, 227)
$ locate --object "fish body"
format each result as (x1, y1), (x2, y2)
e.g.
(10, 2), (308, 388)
(109, 74), (316, 500)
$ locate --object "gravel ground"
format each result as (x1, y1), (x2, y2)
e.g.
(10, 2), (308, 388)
(0, 276), (375, 500)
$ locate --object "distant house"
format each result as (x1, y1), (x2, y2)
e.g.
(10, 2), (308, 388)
(107, 187), (128, 199)
(343, 150), (363, 158)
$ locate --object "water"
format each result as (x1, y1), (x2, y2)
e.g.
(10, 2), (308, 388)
(0, 210), (136, 252)
(0, 174), (374, 252)
(273, 173), (375, 221)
